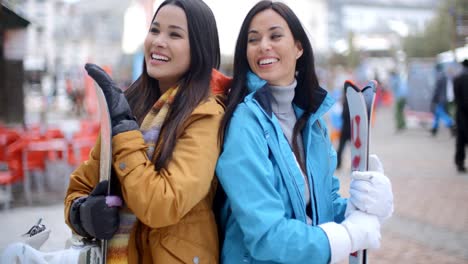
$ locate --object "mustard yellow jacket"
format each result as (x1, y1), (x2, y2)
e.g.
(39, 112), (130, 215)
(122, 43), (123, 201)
(64, 92), (226, 263)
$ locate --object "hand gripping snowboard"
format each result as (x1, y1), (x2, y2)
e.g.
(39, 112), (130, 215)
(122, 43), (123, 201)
(345, 80), (377, 264)
(95, 84), (113, 264)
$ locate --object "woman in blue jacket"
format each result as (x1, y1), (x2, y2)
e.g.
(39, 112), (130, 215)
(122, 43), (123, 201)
(216, 1), (393, 263)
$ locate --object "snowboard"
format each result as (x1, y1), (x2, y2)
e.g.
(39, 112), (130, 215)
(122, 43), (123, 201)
(345, 80), (377, 264)
(95, 83), (112, 264)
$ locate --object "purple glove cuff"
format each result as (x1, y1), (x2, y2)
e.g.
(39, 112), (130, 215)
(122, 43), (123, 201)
(106, 196), (123, 207)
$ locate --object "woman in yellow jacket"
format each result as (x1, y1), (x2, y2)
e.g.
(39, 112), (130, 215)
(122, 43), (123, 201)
(64, 0), (230, 263)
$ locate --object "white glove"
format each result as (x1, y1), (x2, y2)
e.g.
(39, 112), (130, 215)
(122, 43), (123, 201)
(342, 211), (381, 252)
(347, 154), (394, 221)
(319, 211), (381, 263)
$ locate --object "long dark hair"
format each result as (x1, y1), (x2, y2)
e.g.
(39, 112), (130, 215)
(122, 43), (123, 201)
(125, 0), (220, 170)
(219, 1), (320, 170)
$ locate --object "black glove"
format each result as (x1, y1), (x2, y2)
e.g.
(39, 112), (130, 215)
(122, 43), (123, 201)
(69, 181), (121, 240)
(84, 63), (139, 136)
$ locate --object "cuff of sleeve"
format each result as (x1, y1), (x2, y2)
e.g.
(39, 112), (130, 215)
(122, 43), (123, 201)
(319, 222), (352, 264)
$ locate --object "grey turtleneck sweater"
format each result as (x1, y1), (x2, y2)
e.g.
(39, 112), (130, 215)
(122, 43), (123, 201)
(269, 80), (312, 224)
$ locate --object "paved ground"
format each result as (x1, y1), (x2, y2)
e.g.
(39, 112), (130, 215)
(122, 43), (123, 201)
(1, 104), (467, 263)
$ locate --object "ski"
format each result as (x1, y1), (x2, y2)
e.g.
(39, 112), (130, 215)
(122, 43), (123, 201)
(345, 80), (377, 264)
(95, 84), (112, 264)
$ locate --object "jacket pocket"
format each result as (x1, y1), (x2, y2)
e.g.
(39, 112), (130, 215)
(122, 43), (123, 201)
(156, 235), (217, 264)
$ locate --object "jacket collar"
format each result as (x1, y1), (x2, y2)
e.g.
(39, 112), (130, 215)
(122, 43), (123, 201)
(246, 71), (331, 119)
(210, 69), (232, 109)
(210, 69), (232, 95)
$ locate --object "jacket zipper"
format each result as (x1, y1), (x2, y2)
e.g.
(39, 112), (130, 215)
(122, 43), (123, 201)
(280, 150), (307, 221)
(251, 99), (308, 222)
(306, 121), (324, 225)
(309, 120), (330, 225)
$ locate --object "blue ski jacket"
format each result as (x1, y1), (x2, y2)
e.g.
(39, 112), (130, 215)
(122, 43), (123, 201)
(216, 77), (348, 264)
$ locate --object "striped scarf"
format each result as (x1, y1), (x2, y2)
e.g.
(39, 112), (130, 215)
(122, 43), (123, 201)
(140, 86), (178, 159)
(106, 86), (179, 264)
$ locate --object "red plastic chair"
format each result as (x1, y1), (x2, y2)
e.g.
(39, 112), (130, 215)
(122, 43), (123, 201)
(21, 138), (69, 205)
(80, 120), (99, 133)
(68, 134), (98, 166)
(0, 171), (16, 209)
(67, 120), (99, 167)
(0, 129), (21, 160)
(0, 129), (22, 209)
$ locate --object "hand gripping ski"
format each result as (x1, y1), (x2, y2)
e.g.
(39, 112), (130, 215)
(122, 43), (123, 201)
(345, 80), (377, 264)
(95, 84), (112, 264)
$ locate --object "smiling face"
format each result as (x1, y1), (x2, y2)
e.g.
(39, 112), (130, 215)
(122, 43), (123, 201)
(144, 4), (191, 92)
(246, 9), (303, 86)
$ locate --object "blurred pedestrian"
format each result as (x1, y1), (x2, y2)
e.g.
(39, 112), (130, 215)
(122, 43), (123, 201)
(215, 1), (393, 263)
(64, 0), (230, 263)
(389, 70), (407, 131)
(446, 66), (456, 119)
(337, 94), (350, 169)
(453, 59), (468, 173)
(430, 64), (455, 136)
